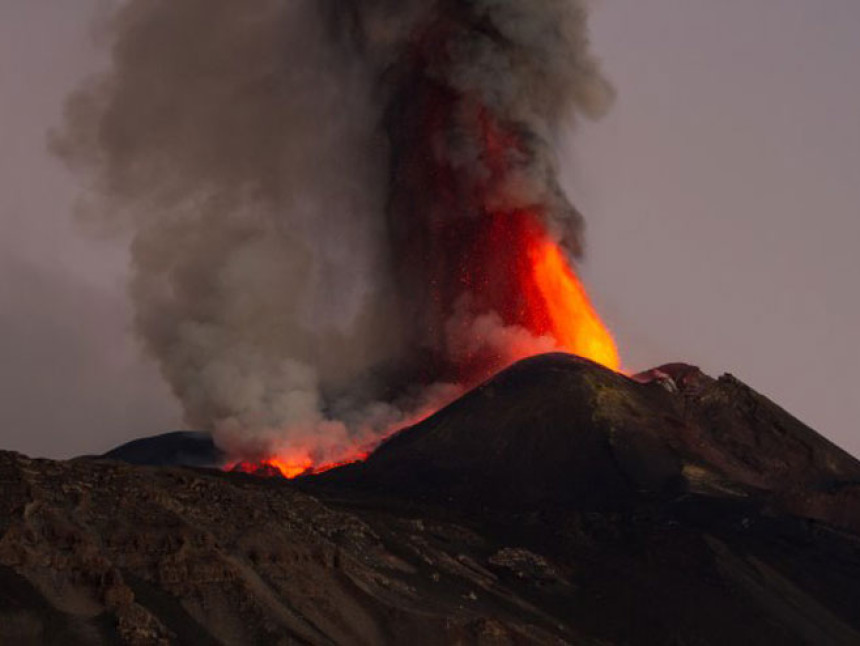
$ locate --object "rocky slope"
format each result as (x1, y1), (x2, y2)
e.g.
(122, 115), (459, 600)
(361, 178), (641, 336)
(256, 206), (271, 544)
(3, 354), (860, 645)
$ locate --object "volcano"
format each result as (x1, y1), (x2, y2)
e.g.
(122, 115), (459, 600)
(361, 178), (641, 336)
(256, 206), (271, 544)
(3, 354), (860, 645)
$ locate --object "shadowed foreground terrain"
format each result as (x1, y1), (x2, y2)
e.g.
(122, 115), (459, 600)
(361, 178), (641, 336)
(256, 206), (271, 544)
(3, 354), (860, 645)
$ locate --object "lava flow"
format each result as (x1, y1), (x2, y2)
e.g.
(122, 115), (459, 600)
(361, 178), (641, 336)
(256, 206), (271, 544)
(231, 452), (370, 479)
(231, 455), (313, 479)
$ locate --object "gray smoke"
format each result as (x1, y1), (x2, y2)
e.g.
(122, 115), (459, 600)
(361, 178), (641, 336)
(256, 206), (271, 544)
(54, 0), (612, 465)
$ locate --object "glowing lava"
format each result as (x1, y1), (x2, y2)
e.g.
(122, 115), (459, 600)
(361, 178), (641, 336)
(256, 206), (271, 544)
(231, 450), (375, 479)
(261, 455), (314, 479)
(523, 222), (621, 371)
(231, 455), (311, 478)
(456, 208), (621, 378)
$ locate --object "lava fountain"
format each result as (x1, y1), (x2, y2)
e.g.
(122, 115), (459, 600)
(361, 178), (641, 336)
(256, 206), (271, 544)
(519, 215), (620, 371)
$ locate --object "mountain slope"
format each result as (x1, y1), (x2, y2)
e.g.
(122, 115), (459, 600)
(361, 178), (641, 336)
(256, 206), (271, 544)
(2, 353), (860, 645)
(321, 354), (860, 530)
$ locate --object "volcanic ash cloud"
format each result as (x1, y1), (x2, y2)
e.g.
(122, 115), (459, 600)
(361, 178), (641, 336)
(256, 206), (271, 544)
(54, 0), (615, 467)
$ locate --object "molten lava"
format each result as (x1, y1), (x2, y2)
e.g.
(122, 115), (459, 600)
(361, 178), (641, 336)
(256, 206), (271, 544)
(231, 456), (310, 479)
(470, 106), (620, 372)
(524, 223), (621, 371)
(232, 451), (371, 479)
(446, 208), (620, 383)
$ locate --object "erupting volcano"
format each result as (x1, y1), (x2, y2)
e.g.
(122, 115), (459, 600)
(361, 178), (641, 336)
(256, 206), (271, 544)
(384, 9), (619, 392)
(28, 3), (860, 643)
(55, 0), (618, 476)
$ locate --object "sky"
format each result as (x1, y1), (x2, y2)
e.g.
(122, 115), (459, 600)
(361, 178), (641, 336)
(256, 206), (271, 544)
(0, 0), (858, 458)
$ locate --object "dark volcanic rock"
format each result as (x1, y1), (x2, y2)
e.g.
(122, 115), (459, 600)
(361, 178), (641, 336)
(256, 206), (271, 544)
(324, 354), (860, 532)
(325, 354), (685, 510)
(0, 452), (585, 645)
(4, 353), (860, 645)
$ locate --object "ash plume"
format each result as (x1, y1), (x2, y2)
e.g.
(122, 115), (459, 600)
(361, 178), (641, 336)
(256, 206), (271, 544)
(54, 0), (613, 465)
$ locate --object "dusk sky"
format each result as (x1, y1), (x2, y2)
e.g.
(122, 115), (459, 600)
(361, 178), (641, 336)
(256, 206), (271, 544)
(1, 0), (858, 458)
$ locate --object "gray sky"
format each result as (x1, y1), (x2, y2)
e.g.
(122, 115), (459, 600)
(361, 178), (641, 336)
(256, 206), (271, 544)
(1, 0), (858, 458)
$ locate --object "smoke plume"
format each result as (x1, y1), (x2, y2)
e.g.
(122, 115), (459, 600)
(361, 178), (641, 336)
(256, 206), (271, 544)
(54, 0), (613, 466)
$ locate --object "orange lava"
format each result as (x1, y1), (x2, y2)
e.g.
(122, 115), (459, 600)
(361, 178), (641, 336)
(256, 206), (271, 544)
(466, 105), (620, 373)
(231, 454), (311, 478)
(231, 450), (373, 479)
(264, 454), (314, 478)
(525, 231), (621, 371)
(472, 209), (621, 375)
